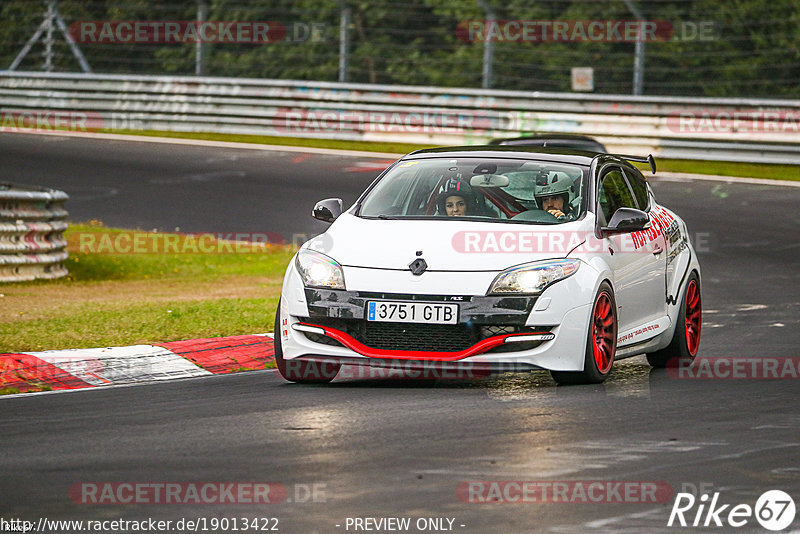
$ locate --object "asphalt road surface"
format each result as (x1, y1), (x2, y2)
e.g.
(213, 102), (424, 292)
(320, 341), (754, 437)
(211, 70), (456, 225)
(1, 133), (381, 240)
(2, 133), (800, 533)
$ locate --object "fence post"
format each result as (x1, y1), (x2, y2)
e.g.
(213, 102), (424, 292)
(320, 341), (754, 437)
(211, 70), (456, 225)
(338, 1), (351, 83)
(476, 0), (495, 89)
(624, 0), (646, 96)
(196, 0), (208, 76)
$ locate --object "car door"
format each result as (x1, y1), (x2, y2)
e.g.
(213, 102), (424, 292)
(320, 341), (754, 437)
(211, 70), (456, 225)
(597, 166), (667, 340)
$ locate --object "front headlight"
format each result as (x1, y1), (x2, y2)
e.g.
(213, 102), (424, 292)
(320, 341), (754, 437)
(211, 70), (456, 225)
(488, 259), (580, 295)
(295, 249), (345, 290)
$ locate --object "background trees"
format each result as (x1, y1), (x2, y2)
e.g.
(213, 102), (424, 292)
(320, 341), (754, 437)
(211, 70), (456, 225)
(1, 0), (797, 98)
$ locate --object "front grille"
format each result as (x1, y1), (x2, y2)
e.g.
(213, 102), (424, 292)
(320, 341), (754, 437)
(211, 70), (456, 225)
(362, 322), (477, 352)
(481, 325), (518, 337)
(303, 317), (549, 353)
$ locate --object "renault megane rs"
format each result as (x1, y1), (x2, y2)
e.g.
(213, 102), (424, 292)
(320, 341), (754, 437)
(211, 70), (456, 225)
(274, 147), (701, 385)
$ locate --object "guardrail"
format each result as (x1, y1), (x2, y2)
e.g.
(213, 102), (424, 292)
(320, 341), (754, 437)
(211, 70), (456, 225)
(1, 71), (799, 164)
(0, 182), (69, 282)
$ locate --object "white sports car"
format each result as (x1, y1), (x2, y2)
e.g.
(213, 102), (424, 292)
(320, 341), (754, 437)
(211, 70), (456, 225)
(275, 147), (701, 385)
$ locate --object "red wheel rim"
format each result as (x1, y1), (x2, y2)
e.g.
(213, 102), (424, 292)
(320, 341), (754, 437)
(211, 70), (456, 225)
(684, 279), (702, 356)
(592, 291), (616, 374)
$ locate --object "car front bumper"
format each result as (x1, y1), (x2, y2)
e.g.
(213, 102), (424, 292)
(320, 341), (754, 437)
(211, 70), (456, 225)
(278, 262), (600, 372)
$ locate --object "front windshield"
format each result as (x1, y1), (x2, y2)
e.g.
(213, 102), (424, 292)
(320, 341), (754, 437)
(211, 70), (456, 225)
(358, 157), (588, 224)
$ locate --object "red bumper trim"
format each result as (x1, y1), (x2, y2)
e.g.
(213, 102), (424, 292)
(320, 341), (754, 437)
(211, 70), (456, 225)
(297, 322), (546, 361)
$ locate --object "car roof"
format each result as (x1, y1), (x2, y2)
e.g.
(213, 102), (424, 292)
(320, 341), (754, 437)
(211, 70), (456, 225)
(488, 134), (607, 149)
(406, 145), (593, 161)
(402, 146), (648, 174)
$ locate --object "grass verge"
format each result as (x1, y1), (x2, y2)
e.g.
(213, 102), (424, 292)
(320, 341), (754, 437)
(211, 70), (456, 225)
(107, 128), (425, 156)
(0, 223), (293, 353)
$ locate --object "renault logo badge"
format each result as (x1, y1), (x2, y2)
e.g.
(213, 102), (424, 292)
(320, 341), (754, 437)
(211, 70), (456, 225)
(409, 258), (427, 276)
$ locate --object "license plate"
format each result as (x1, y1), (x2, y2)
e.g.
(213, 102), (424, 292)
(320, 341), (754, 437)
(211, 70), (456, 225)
(366, 301), (458, 324)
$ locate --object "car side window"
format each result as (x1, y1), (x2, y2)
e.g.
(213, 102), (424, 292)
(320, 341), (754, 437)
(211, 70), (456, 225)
(598, 168), (636, 224)
(623, 168), (650, 211)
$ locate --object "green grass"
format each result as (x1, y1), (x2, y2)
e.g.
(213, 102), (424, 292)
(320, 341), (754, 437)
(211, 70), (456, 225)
(0, 297), (279, 352)
(105, 128), (799, 181)
(64, 223), (294, 281)
(642, 158), (799, 181)
(1, 223), (293, 352)
(107, 128), (427, 155)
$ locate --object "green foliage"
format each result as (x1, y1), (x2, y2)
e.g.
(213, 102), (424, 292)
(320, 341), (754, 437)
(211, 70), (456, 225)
(0, 1), (797, 97)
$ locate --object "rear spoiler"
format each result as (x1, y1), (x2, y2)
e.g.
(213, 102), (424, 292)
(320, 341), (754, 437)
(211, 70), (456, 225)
(618, 154), (657, 175)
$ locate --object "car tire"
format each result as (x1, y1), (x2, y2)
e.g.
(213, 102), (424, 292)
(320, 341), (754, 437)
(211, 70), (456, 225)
(274, 300), (340, 384)
(646, 272), (701, 368)
(551, 281), (617, 385)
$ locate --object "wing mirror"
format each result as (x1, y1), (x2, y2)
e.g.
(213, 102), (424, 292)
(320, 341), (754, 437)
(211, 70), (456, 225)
(602, 207), (650, 234)
(311, 198), (342, 222)
(312, 198), (343, 223)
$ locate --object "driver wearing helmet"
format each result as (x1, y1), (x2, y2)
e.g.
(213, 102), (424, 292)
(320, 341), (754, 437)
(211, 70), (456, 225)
(535, 172), (574, 220)
(437, 180), (477, 217)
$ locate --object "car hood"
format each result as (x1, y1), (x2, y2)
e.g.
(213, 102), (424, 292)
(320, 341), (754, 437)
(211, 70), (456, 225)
(304, 213), (592, 272)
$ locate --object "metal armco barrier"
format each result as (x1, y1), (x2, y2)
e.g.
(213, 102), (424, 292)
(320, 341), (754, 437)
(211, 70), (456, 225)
(0, 183), (69, 282)
(1, 71), (799, 164)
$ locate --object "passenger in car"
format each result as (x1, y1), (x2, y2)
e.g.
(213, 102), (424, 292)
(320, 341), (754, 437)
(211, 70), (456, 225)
(444, 194), (468, 216)
(436, 180), (478, 216)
